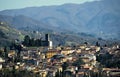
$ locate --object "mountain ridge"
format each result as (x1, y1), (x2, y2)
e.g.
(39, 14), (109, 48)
(0, 0), (120, 39)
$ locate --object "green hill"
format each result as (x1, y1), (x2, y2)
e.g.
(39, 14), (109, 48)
(0, 22), (24, 46)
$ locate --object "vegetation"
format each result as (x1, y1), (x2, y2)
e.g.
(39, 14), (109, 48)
(0, 69), (39, 77)
(62, 62), (69, 71)
(96, 52), (120, 68)
(0, 22), (24, 47)
(22, 35), (42, 47)
(0, 21), (120, 47)
(72, 57), (84, 67)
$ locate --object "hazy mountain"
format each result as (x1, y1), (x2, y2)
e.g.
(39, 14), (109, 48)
(0, 21), (101, 47)
(0, 21), (119, 47)
(0, 15), (57, 32)
(0, 0), (120, 39)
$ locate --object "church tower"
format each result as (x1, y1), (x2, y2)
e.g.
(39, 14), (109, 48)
(45, 34), (49, 41)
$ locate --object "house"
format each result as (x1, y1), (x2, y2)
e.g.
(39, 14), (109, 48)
(76, 49), (81, 53)
(79, 45), (87, 50)
(51, 54), (66, 63)
(47, 70), (56, 77)
(76, 72), (84, 77)
(0, 57), (5, 63)
(40, 53), (46, 59)
(61, 49), (75, 55)
(8, 50), (16, 58)
(39, 70), (48, 77)
(79, 54), (96, 62)
(57, 66), (63, 72)
(0, 57), (5, 70)
(102, 68), (120, 77)
(46, 49), (60, 58)
(80, 64), (93, 70)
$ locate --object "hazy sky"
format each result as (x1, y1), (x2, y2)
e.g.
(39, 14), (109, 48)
(0, 0), (99, 11)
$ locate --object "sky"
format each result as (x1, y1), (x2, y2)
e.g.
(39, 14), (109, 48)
(0, 0), (99, 11)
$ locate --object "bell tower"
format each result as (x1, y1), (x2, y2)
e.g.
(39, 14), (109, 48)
(45, 34), (49, 41)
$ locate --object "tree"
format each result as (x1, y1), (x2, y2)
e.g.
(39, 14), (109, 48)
(72, 58), (84, 67)
(84, 42), (88, 45)
(96, 42), (100, 46)
(23, 35), (30, 46)
(0, 49), (5, 58)
(55, 71), (60, 77)
(62, 62), (69, 71)
(4, 46), (8, 58)
(29, 38), (35, 46)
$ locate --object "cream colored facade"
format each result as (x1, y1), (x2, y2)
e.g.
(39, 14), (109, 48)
(61, 49), (74, 55)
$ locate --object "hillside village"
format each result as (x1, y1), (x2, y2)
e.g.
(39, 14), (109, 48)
(0, 34), (120, 77)
(0, 0), (120, 77)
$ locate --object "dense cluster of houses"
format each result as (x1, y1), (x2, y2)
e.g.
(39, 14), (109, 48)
(0, 43), (120, 77)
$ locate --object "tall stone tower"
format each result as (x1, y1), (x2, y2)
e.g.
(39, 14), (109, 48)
(45, 34), (49, 41)
(44, 34), (52, 49)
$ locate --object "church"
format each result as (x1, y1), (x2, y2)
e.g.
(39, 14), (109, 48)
(40, 34), (53, 48)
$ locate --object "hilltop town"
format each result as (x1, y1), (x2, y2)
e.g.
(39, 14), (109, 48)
(0, 34), (120, 77)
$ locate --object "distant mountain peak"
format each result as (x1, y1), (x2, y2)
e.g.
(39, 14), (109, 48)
(0, 0), (120, 39)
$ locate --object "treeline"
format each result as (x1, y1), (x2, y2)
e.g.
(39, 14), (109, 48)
(96, 52), (120, 68)
(22, 35), (42, 47)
